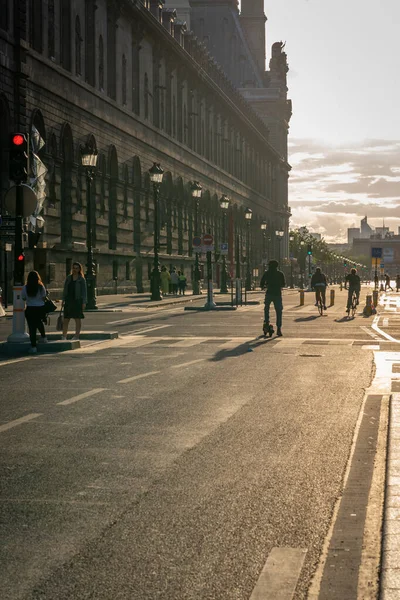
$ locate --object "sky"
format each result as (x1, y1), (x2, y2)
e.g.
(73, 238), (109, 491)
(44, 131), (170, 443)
(257, 0), (400, 242)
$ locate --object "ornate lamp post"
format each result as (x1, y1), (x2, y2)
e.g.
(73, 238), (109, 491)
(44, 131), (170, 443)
(81, 141), (98, 310)
(191, 181), (202, 295)
(275, 229), (284, 265)
(289, 234), (294, 288)
(219, 194), (230, 293)
(261, 221), (267, 270)
(299, 240), (305, 289)
(245, 207), (252, 291)
(149, 162), (164, 301)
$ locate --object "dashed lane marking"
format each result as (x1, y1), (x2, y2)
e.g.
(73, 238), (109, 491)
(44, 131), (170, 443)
(0, 413), (43, 433)
(250, 547), (307, 600)
(118, 370), (161, 384)
(171, 359), (205, 368)
(56, 388), (107, 406)
(120, 324), (171, 336)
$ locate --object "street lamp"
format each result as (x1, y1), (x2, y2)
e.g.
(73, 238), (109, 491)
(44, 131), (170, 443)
(219, 194), (230, 293)
(275, 229), (284, 265)
(245, 208), (252, 291)
(80, 141), (98, 310)
(149, 162), (164, 301)
(261, 221), (267, 270)
(300, 240), (305, 289)
(289, 234), (294, 288)
(191, 181), (202, 295)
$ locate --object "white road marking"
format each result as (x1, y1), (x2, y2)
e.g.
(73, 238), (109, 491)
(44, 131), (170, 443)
(106, 308), (181, 325)
(120, 324), (171, 336)
(172, 337), (208, 347)
(383, 318), (389, 327)
(57, 388), (107, 406)
(0, 357), (32, 367)
(0, 413), (42, 433)
(171, 359), (205, 368)
(372, 315), (399, 343)
(118, 371), (161, 384)
(250, 547), (307, 600)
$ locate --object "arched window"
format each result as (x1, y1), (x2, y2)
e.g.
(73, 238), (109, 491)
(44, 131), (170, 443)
(60, 124), (73, 244)
(47, 134), (57, 209)
(132, 41), (140, 114)
(97, 154), (106, 216)
(108, 147), (118, 250)
(75, 16), (82, 76)
(48, 0), (55, 58)
(123, 165), (129, 220)
(99, 35), (104, 90)
(30, 0), (43, 52)
(61, 0), (71, 71)
(122, 54), (127, 105)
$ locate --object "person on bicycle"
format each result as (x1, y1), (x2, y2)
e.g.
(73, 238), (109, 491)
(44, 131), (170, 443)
(345, 268), (361, 311)
(260, 259), (286, 337)
(311, 267), (328, 310)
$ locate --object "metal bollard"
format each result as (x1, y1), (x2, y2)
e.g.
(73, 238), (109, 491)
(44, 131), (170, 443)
(299, 290), (305, 306)
(364, 294), (372, 317)
(373, 289), (378, 308)
(330, 289), (335, 306)
(339, 282), (343, 291)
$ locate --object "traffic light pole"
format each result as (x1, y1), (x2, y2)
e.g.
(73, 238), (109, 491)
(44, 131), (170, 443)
(8, 182), (29, 342)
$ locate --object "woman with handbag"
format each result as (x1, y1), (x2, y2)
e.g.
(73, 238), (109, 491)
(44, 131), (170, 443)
(61, 262), (87, 340)
(21, 271), (48, 354)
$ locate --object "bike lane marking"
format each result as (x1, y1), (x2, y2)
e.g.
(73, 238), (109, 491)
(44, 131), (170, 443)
(117, 371), (161, 384)
(0, 413), (43, 433)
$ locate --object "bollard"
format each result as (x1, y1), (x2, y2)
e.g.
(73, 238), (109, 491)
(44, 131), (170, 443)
(7, 286), (29, 342)
(330, 289), (335, 306)
(364, 294), (372, 317)
(299, 290), (305, 306)
(373, 289), (378, 308)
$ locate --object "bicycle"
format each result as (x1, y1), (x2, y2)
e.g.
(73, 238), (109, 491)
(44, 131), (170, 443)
(346, 290), (358, 318)
(314, 285), (325, 316)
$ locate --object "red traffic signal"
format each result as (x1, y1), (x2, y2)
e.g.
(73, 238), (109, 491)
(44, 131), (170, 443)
(17, 253), (25, 262)
(12, 134), (25, 146)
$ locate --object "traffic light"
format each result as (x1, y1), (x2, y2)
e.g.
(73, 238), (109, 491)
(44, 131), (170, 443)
(9, 133), (29, 183)
(15, 251), (25, 283)
(307, 244), (312, 255)
(343, 260), (347, 267)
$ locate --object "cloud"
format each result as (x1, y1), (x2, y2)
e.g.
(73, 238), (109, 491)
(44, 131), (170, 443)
(289, 138), (400, 242)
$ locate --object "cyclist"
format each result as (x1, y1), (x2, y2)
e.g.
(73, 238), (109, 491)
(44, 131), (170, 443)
(311, 267), (328, 310)
(260, 259), (286, 337)
(345, 268), (361, 312)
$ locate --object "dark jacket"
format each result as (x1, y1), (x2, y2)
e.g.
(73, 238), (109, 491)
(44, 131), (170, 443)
(345, 273), (361, 289)
(260, 269), (286, 296)
(311, 272), (327, 287)
(62, 275), (88, 303)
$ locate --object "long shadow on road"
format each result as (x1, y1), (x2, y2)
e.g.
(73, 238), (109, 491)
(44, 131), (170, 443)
(209, 336), (275, 362)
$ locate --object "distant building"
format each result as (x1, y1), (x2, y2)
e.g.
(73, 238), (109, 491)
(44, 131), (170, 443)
(360, 216), (373, 238)
(348, 228), (360, 244)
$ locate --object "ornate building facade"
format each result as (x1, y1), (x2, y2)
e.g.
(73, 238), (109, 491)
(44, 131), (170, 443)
(0, 0), (291, 294)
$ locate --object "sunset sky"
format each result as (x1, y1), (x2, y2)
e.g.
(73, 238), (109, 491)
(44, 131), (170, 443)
(261, 0), (400, 242)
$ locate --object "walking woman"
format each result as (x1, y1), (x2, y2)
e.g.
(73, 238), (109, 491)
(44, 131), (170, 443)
(62, 262), (87, 340)
(21, 271), (48, 354)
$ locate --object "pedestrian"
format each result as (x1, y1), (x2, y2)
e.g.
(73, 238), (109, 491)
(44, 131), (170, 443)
(396, 274), (400, 292)
(178, 270), (187, 295)
(385, 273), (393, 291)
(21, 270), (48, 354)
(160, 266), (170, 296)
(260, 259), (286, 336)
(62, 262), (87, 340)
(170, 269), (179, 295)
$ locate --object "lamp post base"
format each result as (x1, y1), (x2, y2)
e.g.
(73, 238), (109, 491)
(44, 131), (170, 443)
(150, 268), (162, 301)
(85, 274), (98, 310)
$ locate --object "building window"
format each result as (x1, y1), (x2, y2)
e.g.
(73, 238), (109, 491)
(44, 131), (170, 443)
(75, 16), (82, 76)
(61, 0), (71, 71)
(122, 54), (127, 105)
(99, 35), (104, 91)
(132, 42), (140, 115)
(48, 0), (55, 58)
(107, 7), (117, 100)
(144, 73), (149, 120)
(85, 0), (95, 86)
(123, 166), (129, 220)
(30, 0), (43, 53)
(0, 0), (8, 31)
(125, 261), (130, 280)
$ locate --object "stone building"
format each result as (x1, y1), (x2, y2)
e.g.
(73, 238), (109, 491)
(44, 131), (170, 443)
(0, 0), (292, 295)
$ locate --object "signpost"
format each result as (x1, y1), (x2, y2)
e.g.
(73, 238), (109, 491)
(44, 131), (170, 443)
(192, 236), (202, 253)
(202, 234), (216, 309)
(371, 248), (382, 290)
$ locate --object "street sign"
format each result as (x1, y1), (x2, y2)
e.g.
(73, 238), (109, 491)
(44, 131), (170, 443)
(203, 234), (213, 246)
(371, 247), (383, 258)
(220, 242), (228, 255)
(4, 184), (37, 217)
(193, 236), (202, 253)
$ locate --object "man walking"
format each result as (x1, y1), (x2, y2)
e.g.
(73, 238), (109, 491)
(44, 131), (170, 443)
(260, 259), (286, 337)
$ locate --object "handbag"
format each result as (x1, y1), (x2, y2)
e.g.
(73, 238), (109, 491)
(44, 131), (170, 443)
(44, 294), (57, 314)
(56, 311), (64, 331)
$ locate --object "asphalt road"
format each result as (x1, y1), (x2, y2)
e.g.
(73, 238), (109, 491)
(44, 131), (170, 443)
(0, 287), (384, 599)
